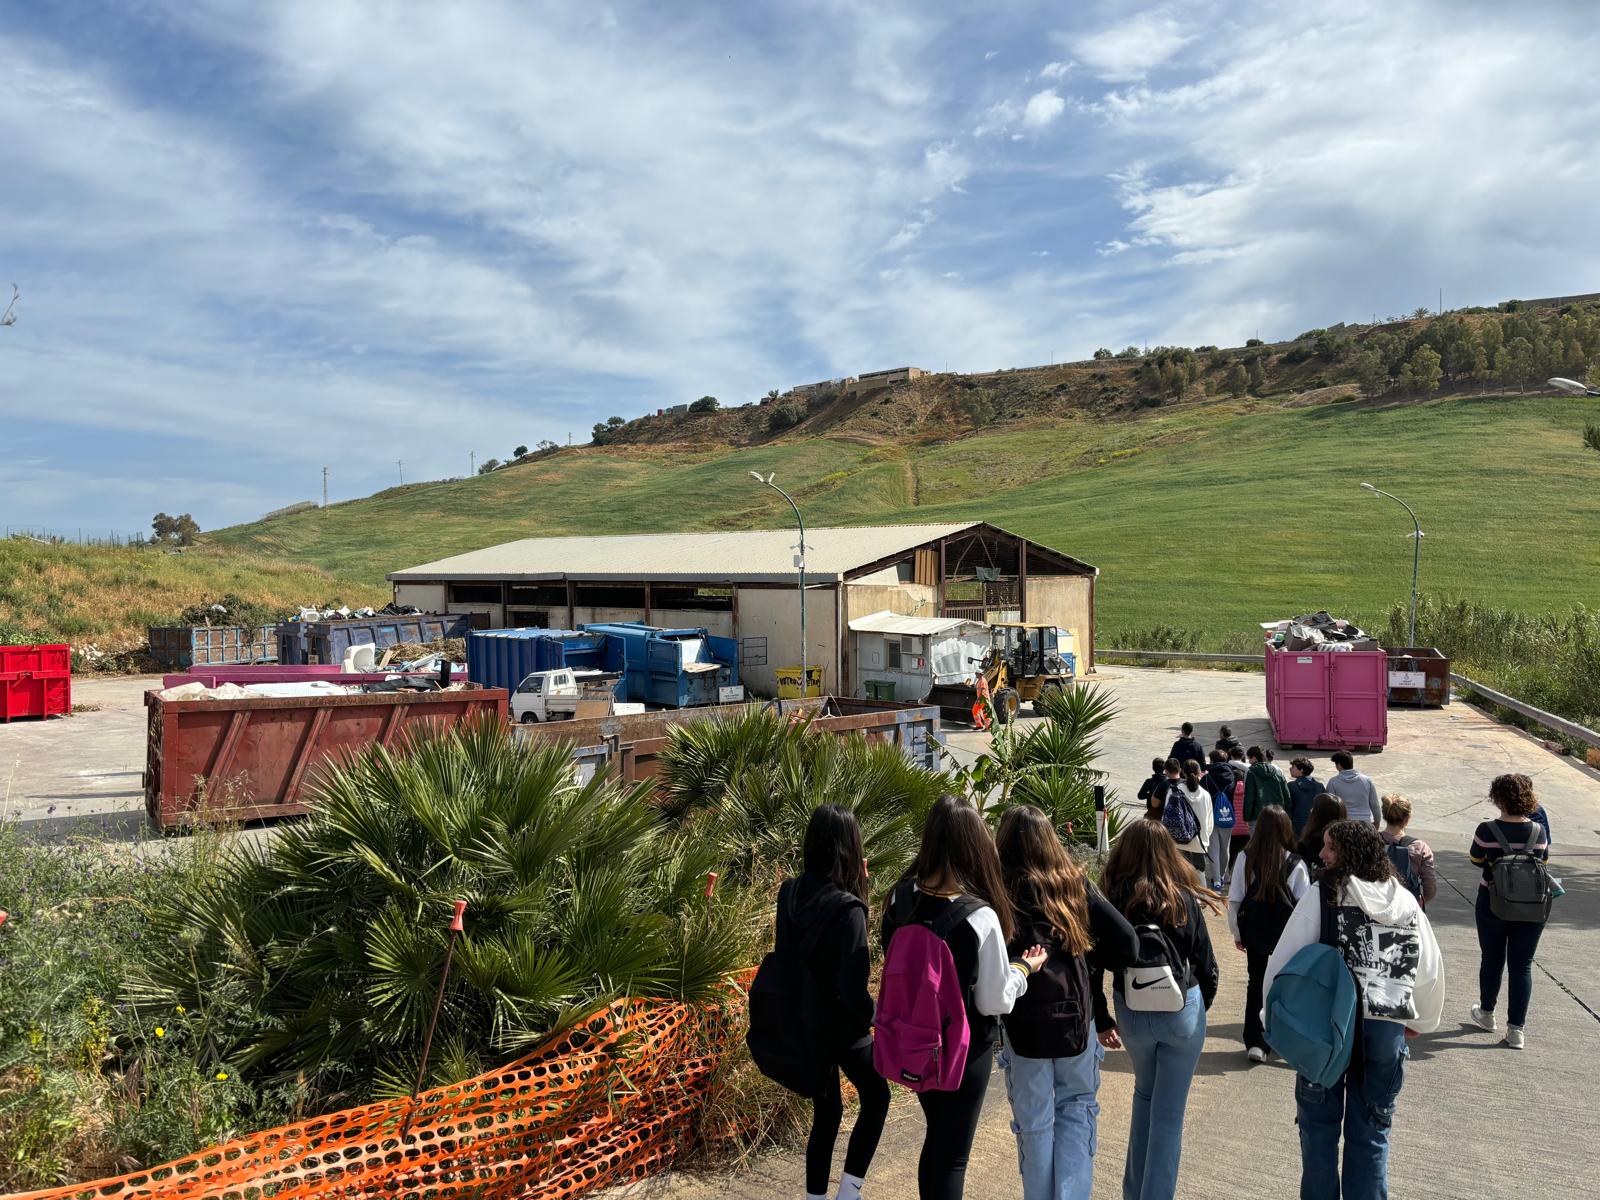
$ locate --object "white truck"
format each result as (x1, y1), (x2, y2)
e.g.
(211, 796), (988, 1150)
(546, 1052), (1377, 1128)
(511, 669), (642, 723)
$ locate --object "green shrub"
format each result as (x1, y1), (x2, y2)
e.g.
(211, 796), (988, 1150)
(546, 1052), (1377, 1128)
(656, 709), (951, 899)
(128, 718), (749, 1100)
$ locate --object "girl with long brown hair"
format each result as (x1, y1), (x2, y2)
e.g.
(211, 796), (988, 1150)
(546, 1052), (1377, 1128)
(882, 796), (1046, 1200)
(1226, 805), (1309, 1061)
(1094, 819), (1221, 1200)
(995, 806), (1138, 1200)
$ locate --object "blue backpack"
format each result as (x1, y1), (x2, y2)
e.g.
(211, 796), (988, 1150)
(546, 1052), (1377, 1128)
(1209, 778), (1236, 831)
(1264, 884), (1359, 1088)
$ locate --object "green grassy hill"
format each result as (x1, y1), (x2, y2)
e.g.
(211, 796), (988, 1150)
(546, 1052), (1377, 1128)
(211, 390), (1600, 648)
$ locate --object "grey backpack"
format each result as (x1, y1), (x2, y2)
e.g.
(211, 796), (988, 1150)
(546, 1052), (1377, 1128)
(1488, 824), (1552, 923)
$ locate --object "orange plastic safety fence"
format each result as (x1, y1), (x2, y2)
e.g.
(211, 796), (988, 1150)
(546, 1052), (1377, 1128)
(14, 990), (744, 1200)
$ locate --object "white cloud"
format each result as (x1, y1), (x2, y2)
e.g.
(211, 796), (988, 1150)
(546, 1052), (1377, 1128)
(1039, 60), (1071, 80)
(985, 49), (999, 60)
(1022, 89), (1067, 128)
(1073, 11), (1193, 81)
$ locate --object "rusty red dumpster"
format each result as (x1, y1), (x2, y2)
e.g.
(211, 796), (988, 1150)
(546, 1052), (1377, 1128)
(144, 685), (508, 830)
(1, 643), (71, 721)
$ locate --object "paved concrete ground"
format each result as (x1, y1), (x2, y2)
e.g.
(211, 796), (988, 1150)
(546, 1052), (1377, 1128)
(613, 666), (1600, 1200)
(0, 674), (157, 838)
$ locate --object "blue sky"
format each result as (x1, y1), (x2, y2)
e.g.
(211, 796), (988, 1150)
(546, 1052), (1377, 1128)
(4, 0), (1599, 532)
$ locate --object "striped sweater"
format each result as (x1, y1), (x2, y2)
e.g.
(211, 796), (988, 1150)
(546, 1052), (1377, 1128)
(1469, 818), (1549, 888)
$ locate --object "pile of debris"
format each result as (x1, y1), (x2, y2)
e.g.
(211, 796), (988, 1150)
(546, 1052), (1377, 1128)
(178, 594), (278, 628)
(1263, 611), (1381, 653)
(287, 602), (424, 623)
(381, 637), (467, 668)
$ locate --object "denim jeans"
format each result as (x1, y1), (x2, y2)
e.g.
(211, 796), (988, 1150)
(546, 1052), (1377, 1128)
(1000, 1029), (1102, 1200)
(1114, 985), (1207, 1200)
(1207, 826), (1231, 887)
(1295, 1019), (1407, 1200)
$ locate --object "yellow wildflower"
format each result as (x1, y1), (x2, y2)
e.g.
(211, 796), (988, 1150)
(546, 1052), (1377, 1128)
(175, 1005), (187, 1015)
(154, 1026), (166, 1038)
(215, 1071), (229, 1082)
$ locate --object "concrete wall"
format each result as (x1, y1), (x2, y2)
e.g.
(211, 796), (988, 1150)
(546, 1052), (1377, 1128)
(843, 582), (937, 621)
(734, 585), (838, 697)
(395, 582), (448, 612)
(1027, 576), (1095, 670)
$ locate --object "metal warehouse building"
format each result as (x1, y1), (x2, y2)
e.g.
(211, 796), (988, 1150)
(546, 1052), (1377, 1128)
(388, 522), (1097, 698)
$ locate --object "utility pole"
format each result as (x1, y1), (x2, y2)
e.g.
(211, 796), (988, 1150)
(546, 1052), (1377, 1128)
(470, 450), (475, 476)
(1438, 287), (1443, 316)
(322, 466), (329, 508)
(749, 472), (808, 700)
(398, 460), (405, 485)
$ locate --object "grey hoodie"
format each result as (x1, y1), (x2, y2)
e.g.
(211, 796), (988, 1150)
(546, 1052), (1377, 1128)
(1326, 768), (1381, 824)
(1263, 876), (1444, 1032)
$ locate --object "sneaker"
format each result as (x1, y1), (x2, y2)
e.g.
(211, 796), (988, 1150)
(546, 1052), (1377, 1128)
(1247, 1046), (1267, 1063)
(1504, 1025), (1525, 1050)
(1470, 1005), (1497, 1033)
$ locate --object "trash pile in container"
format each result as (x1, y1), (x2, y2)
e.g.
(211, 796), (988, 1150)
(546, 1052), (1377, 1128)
(288, 602), (425, 623)
(1263, 610), (1381, 652)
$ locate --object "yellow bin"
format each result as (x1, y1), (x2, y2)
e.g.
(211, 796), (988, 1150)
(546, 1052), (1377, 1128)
(776, 665), (824, 699)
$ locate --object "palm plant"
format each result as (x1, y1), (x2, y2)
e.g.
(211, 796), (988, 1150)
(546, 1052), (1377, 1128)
(128, 716), (750, 1100)
(657, 709), (952, 898)
(959, 684), (1123, 847)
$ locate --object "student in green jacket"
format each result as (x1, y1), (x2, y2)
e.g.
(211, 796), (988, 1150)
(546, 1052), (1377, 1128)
(1243, 746), (1291, 829)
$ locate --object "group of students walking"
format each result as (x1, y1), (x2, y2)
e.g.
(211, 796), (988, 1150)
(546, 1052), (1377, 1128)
(762, 724), (1557, 1200)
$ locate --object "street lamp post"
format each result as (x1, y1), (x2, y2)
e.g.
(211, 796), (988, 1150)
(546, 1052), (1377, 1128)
(1360, 482), (1423, 645)
(749, 471), (808, 697)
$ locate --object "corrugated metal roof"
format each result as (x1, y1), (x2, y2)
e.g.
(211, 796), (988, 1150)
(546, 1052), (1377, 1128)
(389, 523), (981, 585)
(847, 610), (984, 636)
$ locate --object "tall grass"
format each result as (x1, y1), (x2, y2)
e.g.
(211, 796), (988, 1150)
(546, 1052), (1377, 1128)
(1374, 596), (1600, 730)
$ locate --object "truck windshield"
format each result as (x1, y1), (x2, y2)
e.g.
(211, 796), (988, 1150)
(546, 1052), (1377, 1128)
(520, 677), (543, 694)
(1041, 628), (1058, 652)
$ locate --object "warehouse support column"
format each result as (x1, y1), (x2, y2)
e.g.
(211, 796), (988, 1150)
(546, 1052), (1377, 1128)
(1018, 540), (1028, 623)
(566, 579), (575, 631)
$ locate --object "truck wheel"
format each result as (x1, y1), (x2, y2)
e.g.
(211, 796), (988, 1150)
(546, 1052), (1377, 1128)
(1033, 682), (1063, 716)
(993, 688), (1021, 724)
(520, 712), (539, 724)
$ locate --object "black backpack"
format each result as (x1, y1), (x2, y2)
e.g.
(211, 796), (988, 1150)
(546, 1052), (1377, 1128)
(1487, 824), (1553, 923)
(746, 880), (862, 1097)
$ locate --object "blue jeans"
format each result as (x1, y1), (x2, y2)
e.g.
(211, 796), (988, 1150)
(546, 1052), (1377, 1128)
(1295, 1020), (1407, 1200)
(999, 1029), (1102, 1200)
(1114, 985), (1206, 1200)
(1475, 886), (1545, 1026)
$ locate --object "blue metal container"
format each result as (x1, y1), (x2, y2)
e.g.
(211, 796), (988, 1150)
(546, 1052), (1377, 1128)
(579, 622), (741, 708)
(148, 624), (278, 669)
(466, 628), (617, 692)
(276, 614), (471, 665)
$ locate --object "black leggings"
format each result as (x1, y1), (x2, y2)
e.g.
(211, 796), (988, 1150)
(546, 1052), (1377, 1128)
(807, 1040), (891, 1195)
(914, 1044), (994, 1200)
(1475, 886), (1546, 1027)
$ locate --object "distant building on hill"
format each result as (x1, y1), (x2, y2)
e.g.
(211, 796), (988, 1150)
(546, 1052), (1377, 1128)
(849, 366), (927, 394)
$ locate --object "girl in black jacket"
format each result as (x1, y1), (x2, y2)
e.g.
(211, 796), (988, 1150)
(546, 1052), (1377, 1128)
(778, 805), (890, 1200)
(996, 805), (1138, 1200)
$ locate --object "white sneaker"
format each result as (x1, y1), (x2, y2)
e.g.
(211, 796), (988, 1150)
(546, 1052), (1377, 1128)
(1504, 1025), (1525, 1050)
(1470, 1005), (1497, 1033)
(1247, 1046), (1267, 1063)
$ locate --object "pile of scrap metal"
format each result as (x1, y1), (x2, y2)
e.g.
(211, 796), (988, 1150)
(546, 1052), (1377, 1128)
(291, 601), (424, 623)
(156, 674), (472, 701)
(1263, 611), (1381, 653)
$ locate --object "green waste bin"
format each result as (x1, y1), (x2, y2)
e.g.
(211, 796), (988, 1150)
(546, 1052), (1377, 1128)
(865, 680), (896, 702)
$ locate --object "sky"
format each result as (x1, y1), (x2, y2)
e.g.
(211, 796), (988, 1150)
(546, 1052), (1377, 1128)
(4, 0), (1599, 533)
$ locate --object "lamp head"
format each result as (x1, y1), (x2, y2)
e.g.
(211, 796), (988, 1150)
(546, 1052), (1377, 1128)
(748, 470), (764, 482)
(1548, 377), (1590, 396)
(1360, 482), (1376, 493)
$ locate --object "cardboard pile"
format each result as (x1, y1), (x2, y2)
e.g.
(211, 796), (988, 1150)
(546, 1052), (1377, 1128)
(1262, 611), (1381, 653)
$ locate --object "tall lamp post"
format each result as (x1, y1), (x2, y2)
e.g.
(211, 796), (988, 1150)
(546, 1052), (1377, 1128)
(749, 471), (808, 697)
(1360, 482), (1423, 645)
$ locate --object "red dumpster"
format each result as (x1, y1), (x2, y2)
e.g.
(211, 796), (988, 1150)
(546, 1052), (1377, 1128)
(1265, 641), (1388, 752)
(0, 643), (71, 721)
(144, 685), (508, 830)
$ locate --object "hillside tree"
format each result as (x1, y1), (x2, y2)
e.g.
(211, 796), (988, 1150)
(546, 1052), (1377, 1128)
(1398, 345), (1443, 397)
(1351, 350), (1388, 398)
(513, 444), (528, 458)
(1093, 347), (1113, 359)
(152, 512), (201, 546)
(958, 388), (997, 431)
(478, 458), (502, 474)
(690, 396), (719, 413)
(1223, 362), (1248, 397)
(1247, 355), (1267, 393)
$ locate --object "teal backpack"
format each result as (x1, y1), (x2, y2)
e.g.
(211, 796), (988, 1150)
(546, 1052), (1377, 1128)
(1264, 883), (1360, 1088)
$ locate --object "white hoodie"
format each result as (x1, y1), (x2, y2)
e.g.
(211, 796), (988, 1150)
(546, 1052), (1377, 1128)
(1261, 876), (1444, 1033)
(1173, 781), (1215, 856)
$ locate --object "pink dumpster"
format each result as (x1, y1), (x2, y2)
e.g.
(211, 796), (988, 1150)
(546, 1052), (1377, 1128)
(1265, 640), (1388, 751)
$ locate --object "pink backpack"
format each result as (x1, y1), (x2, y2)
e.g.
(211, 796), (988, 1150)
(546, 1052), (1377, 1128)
(873, 886), (983, 1092)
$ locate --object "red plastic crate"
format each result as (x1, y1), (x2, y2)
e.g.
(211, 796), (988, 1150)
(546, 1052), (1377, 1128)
(0, 643), (72, 721)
